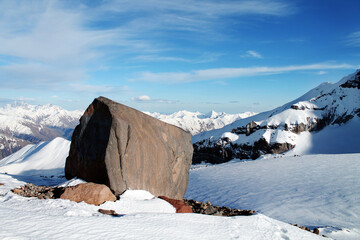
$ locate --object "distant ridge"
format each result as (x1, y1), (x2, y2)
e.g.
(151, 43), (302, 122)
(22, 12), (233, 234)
(145, 110), (257, 135)
(0, 102), (83, 159)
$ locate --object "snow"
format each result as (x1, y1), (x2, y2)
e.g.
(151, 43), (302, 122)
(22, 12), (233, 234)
(0, 101), (83, 129)
(0, 138), (326, 239)
(145, 110), (257, 135)
(0, 137), (69, 176)
(186, 154), (360, 240)
(295, 117), (360, 155)
(193, 69), (360, 157)
(221, 132), (239, 142)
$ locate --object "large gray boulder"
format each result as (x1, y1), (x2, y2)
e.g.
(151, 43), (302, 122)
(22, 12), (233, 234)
(65, 97), (193, 200)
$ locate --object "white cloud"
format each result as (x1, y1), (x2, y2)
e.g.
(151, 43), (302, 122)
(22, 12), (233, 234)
(241, 50), (263, 59)
(131, 95), (152, 102)
(131, 95), (176, 104)
(346, 31), (360, 47)
(131, 63), (358, 83)
(317, 71), (328, 75)
(70, 84), (130, 95)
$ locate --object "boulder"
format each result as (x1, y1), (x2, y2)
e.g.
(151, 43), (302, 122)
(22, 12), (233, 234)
(159, 196), (193, 213)
(65, 97), (193, 200)
(60, 182), (116, 205)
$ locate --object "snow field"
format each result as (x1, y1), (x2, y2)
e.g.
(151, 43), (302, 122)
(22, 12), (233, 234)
(0, 177), (323, 240)
(186, 154), (360, 240)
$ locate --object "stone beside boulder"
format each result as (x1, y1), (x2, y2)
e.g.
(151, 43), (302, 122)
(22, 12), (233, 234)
(65, 97), (193, 200)
(184, 199), (256, 216)
(60, 182), (116, 206)
(159, 196), (193, 213)
(12, 183), (63, 199)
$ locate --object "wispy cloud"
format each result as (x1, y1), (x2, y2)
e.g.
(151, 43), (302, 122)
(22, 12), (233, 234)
(131, 95), (152, 102)
(346, 31), (360, 47)
(131, 52), (221, 64)
(0, 0), (294, 92)
(69, 84), (130, 95)
(317, 71), (328, 75)
(131, 95), (177, 104)
(131, 63), (358, 83)
(241, 50), (263, 59)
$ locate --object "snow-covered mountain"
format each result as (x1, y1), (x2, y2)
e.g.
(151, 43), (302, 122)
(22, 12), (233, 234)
(193, 69), (360, 163)
(0, 102), (83, 159)
(145, 110), (257, 135)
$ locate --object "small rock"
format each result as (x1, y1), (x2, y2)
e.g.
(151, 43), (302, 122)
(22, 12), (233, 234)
(159, 196), (193, 213)
(204, 204), (217, 215)
(60, 182), (116, 206)
(313, 228), (320, 235)
(98, 209), (118, 216)
(0, 183), (4, 186)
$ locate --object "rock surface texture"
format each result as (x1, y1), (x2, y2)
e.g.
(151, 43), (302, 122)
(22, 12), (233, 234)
(60, 182), (116, 205)
(65, 97), (193, 200)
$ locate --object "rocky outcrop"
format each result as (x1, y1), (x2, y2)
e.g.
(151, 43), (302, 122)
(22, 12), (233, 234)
(184, 199), (256, 216)
(12, 183), (64, 199)
(340, 71), (360, 89)
(60, 182), (116, 205)
(65, 97), (193, 200)
(159, 196), (193, 213)
(193, 138), (295, 164)
(11, 182), (115, 205)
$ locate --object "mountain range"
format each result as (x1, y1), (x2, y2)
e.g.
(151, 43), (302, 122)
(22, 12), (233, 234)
(192, 69), (360, 163)
(0, 102), (83, 158)
(0, 102), (255, 159)
(145, 110), (257, 135)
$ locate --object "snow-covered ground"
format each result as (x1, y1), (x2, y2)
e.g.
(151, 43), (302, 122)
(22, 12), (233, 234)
(186, 153), (360, 240)
(0, 138), (328, 240)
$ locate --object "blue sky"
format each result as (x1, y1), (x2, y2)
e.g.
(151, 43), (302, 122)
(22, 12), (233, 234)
(0, 0), (359, 113)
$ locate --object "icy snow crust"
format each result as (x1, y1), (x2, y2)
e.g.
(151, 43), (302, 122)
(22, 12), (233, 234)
(0, 138), (326, 239)
(145, 110), (257, 135)
(193, 70), (360, 151)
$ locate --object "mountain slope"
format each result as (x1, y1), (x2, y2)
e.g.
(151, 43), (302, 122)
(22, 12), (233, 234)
(145, 110), (257, 135)
(193, 69), (360, 163)
(0, 102), (82, 159)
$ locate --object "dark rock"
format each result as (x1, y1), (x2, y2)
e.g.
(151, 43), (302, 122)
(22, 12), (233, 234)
(65, 97), (193, 200)
(159, 196), (193, 213)
(60, 182), (116, 206)
(0, 183), (4, 186)
(184, 199), (256, 216)
(340, 72), (360, 89)
(246, 121), (259, 136)
(192, 137), (295, 164)
(98, 209), (119, 216)
(291, 123), (307, 134)
(12, 183), (64, 199)
(313, 228), (320, 235)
